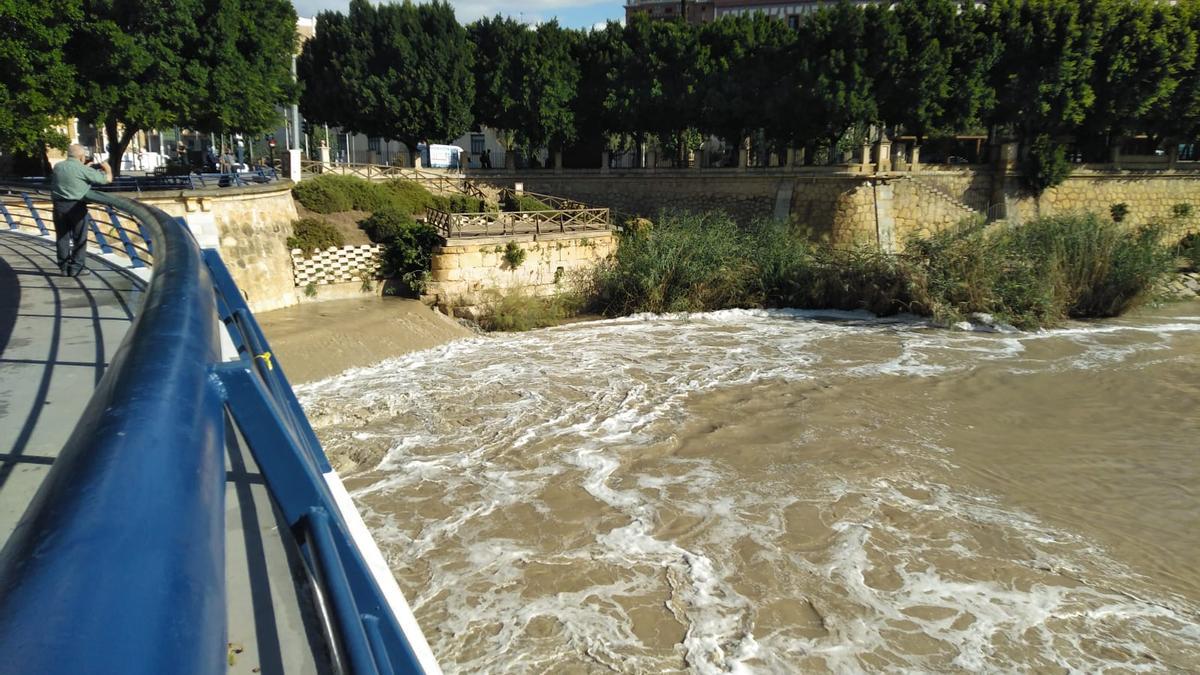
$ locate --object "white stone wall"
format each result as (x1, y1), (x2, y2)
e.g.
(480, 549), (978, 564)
(291, 244), (382, 286)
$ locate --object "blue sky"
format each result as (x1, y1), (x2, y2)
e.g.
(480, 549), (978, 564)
(291, 0), (624, 29)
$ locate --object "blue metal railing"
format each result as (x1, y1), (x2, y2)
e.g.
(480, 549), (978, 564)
(2, 166), (279, 193)
(0, 186), (429, 674)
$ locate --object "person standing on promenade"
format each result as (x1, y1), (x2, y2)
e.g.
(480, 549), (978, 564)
(50, 143), (112, 276)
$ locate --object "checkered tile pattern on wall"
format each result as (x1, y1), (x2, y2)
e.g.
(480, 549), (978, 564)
(291, 244), (383, 286)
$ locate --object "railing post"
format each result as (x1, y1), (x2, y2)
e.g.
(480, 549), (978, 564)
(85, 212), (114, 254)
(106, 206), (146, 267)
(0, 202), (17, 230)
(22, 193), (49, 235)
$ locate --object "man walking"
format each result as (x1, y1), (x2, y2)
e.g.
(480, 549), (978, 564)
(50, 144), (112, 276)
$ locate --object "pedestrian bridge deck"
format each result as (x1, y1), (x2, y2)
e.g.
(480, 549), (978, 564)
(0, 230), (328, 674)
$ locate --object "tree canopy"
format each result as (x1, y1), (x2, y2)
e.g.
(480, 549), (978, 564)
(299, 0), (473, 158)
(0, 0), (81, 158)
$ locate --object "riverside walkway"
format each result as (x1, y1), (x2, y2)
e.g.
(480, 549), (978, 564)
(0, 230), (327, 673)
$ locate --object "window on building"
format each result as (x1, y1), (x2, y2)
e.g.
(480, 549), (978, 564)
(471, 133), (485, 155)
(787, 14), (800, 29)
(665, 5), (674, 13)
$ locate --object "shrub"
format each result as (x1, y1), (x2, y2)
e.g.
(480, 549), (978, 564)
(287, 218), (345, 256)
(431, 193), (490, 213)
(1110, 203), (1129, 223)
(1172, 203), (1193, 219)
(591, 211), (1173, 329)
(361, 209), (439, 295)
(380, 179), (439, 214)
(293, 174), (445, 215)
(906, 214), (1174, 326)
(1179, 233), (1200, 271)
(359, 208), (418, 244)
(502, 241), (527, 269)
(1020, 135), (1071, 196)
(502, 192), (552, 212)
(292, 178), (352, 213)
(477, 289), (584, 332)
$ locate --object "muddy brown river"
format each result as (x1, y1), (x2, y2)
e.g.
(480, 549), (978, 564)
(298, 303), (1200, 673)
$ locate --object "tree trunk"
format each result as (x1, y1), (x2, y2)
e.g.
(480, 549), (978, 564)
(105, 119), (131, 178)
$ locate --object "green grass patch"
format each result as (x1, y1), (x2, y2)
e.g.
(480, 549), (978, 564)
(293, 174), (441, 215)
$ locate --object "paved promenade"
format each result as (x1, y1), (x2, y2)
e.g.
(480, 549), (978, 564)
(0, 231), (139, 541)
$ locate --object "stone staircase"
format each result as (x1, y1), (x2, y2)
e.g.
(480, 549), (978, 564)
(904, 175), (981, 216)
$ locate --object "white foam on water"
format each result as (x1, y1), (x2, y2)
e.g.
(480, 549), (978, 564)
(296, 308), (1200, 672)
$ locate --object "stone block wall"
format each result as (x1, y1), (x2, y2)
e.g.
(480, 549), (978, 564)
(1007, 172), (1200, 237)
(425, 231), (615, 311)
(291, 244), (382, 286)
(890, 177), (979, 244)
(135, 183), (299, 312)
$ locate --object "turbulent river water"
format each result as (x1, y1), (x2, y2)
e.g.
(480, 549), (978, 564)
(297, 302), (1200, 673)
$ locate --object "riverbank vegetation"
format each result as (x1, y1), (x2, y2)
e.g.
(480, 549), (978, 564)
(587, 212), (1175, 329)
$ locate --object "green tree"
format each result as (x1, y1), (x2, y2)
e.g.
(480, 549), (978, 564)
(192, 0), (297, 136)
(467, 15), (525, 136)
(982, 0), (1098, 145)
(514, 21), (579, 155)
(875, 0), (958, 144)
(1146, 0), (1200, 160)
(299, 0), (473, 164)
(792, 2), (877, 159)
(0, 0), (80, 163)
(68, 0), (207, 176)
(1080, 0), (1197, 160)
(606, 15), (704, 163)
(699, 15), (795, 156)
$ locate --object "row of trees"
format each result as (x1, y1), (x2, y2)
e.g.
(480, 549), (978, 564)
(0, 0), (298, 175)
(300, 0), (1200, 187)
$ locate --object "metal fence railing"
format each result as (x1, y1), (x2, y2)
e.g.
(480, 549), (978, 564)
(2, 167), (280, 195)
(428, 207), (611, 239)
(0, 184), (437, 675)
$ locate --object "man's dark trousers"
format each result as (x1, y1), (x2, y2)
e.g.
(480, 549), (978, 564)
(52, 199), (89, 276)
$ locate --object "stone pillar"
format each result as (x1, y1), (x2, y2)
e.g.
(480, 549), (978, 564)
(647, 147), (657, 173)
(505, 149), (516, 172)
(698, 148), (707, 170)
(784, 147), (796, 169)
(413, 150), (422, 169)
(1167, 143), (1179, 171)
(318, 142), (331, 172)
(367, 150), (378, 165)
(876, 136), (892, 173)
(287, 148), (302, 182)
(738, 146), (749, 171)
(861, 142), (872, 173)
(1110, 143), (1122, 170)
(910, 145), (921, 173)
(600, 150), (610, 174)
(554, 149), (563, 174)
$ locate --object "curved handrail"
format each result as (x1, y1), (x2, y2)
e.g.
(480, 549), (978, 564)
(0, 184), (438, 674)
(0, 188), (227, 673)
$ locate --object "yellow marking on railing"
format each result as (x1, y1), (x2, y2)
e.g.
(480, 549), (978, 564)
(255, 351), (274, 371)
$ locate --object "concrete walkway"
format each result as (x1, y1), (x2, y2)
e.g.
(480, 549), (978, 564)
(0, 231), (141, 541)
(0, 230), (329, 674)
